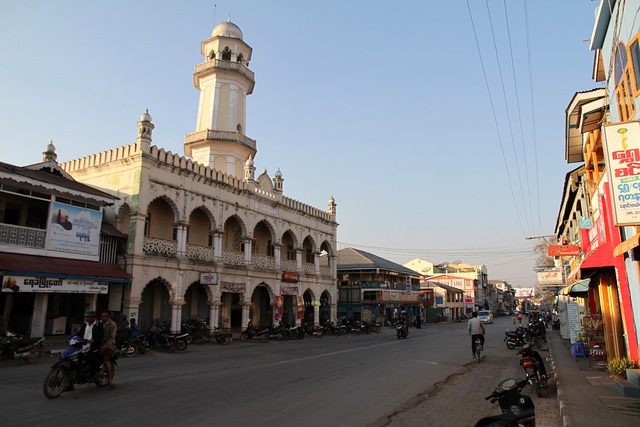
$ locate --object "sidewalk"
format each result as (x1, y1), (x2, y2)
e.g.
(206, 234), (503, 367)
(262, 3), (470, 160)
(548, 330), (640, 426)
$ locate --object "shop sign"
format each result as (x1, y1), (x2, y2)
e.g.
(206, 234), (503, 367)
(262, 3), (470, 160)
(280, 285), (298, 296)
(390, 292), (399, 301)
(274, 296), (284, 321)
(537, 270), (563, 285)
(200, 272), (218, 285)
(297, 296), (305, 320)
(547, 245), (580, 257)
(603, 121), (640, 226)
(282, 271), (299, 283)
(2, 275), (107, 294)
(464, 297), (474, 304)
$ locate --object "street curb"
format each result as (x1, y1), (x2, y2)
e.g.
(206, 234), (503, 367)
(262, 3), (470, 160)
(549, 343), (571, 427)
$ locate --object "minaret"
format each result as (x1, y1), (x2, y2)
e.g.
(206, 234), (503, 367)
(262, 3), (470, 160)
(42, 141), (57, 162)
(137, 110), (154, 153)
(184, 19), (256, 178)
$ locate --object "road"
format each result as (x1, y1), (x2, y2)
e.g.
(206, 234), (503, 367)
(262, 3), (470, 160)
(0, 316), (560, 426)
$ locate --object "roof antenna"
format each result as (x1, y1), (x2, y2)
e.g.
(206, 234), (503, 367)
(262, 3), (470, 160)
(213, 4), (217, 24)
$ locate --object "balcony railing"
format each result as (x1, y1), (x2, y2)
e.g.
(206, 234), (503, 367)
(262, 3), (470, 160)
(0, 224), (46, 248)
(143, 237), (177, 257)
(194, 59), (255, 82)
(186, 243), (215, 262)
(251, 254), (276, 270)
(221, 250), (245, 266)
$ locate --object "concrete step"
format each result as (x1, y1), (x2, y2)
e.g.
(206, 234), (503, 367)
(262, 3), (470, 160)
(614, 378), (640, 398)
(627, 369), (640, 387)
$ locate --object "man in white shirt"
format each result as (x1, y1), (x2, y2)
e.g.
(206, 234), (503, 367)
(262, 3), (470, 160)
(467, 311), (486, 357)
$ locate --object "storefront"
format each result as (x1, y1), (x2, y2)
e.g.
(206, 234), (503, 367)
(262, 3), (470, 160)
(0, 252), (131, 337)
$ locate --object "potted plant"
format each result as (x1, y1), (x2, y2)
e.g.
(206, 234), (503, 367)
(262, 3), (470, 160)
(606, 357), (639, 380)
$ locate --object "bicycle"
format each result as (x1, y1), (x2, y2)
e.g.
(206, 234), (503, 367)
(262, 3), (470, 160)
(473, 336), (483, 363)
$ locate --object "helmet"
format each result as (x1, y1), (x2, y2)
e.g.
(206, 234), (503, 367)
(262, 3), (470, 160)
(121, 314), (127, 320)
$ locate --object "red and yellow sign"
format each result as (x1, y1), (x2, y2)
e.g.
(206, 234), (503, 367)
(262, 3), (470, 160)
(548, 245), (580, 257)
(282, 271), (299, 283)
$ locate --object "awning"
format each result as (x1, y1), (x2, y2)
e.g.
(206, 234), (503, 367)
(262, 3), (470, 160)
(0, 252), (131, 283)
(560, 278), (591, 297)
(579, 242), (615, 270)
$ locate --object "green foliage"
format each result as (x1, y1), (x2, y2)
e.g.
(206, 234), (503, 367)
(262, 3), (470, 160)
(606, 357), (638, 375)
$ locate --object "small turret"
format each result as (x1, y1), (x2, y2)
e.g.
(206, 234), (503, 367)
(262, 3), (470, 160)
(42, 141), (57, 162)
(137, 109), (154, 152)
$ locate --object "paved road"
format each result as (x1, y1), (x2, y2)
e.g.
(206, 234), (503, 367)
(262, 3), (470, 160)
(0, 317), (559, 426)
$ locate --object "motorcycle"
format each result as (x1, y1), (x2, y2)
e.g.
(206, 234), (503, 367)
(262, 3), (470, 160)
(473, 335), (483, 363)
(42, 336), (117, 399)
(396, 322), (409, 339)
(240, 322), (269, 343)
(0, 330), (44, 364)
(504, 326), (542, 350)
(115, 336), (138, 358)
(303, 323), (325, 338)
(518, 343), (550, 397)
(474, 376), (535, 427)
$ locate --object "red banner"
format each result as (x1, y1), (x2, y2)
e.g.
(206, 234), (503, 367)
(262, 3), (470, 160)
(274, 296), (283, 321)
(548, 245), (580, 257)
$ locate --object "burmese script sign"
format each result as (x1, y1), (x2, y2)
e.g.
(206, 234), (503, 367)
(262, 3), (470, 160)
(603, 121), (640, 226)
(537, 270), (563, 285)
(1, 275), (108, 294)
(47, 201), (102, 257)
(547, 245), (580, 257)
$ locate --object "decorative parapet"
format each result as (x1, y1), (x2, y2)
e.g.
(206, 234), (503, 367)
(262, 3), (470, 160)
(186, 243), (215, 262)
(143, 236), (177, 257)
(221, 250), (245, 266)
(0, 224), (46, 248)
(319, 266), (332, 278)
(282, 196), (332, 222)
(251, 254), (276, 270)
(302, 263), (315, 275)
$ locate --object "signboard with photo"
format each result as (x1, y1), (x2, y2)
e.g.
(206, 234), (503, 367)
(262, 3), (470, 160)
(47, 201), (102, 257)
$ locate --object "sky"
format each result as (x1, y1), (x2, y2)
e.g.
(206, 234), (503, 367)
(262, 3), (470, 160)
(0, 1), (602, 287)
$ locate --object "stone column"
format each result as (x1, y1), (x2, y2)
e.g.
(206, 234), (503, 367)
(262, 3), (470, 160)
(243, 238), (253, 266)
(30, 294), (48, 338)
(273, 244), (282, 269)
(171, 302), (183, 333)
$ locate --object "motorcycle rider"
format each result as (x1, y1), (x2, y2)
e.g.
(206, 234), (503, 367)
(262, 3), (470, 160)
(100, 312), (117, 389)
(67, 310), (104, 391)
(467, 311), (485, 357)
(398, 310), (409, 336)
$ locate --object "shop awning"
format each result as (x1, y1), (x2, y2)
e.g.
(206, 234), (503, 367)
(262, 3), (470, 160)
(579, 242), (615, 270)
(560, 278), (591, 297)
(0, 252), (131, 283)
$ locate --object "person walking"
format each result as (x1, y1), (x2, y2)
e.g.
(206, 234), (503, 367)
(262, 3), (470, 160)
(415, 312), (422, 329)
(100, 312), (117, 389)
(518, 312), (523, 325)
(467, 312), (485, 358)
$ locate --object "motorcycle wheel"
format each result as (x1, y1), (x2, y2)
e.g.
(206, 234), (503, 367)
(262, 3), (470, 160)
(217, 335), (232, 345)
(315, 329), (324, 338)
(397, 330), (401, 339)
(372, 325), (381, 333)
(25, 345), (43, 364)
(175, 339), (188, 351)
(506, 340), (516, 350)
(123, 344), (138, 357)
(137, 343), (145, 355)
(240, 333), (249, 342)
(43, 366), (67, 399)
(95, 364), (115, 387)
(530, 377), (544, 397)
(260, 334), (269, 343)
(163, 340), (176, 353)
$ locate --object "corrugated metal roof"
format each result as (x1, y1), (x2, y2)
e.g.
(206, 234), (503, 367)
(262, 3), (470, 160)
(337, 247), (418, 276)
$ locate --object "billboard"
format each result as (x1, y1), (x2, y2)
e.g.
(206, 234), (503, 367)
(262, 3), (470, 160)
(602, 121), (640, 226)
(514, 288), (535, 298)
(47, 201), (102, 257)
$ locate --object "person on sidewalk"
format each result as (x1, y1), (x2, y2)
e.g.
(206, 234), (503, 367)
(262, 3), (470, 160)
(415, 312), (422, 329)
(467, 311), (485, 357)
(100, 312), (117, 389)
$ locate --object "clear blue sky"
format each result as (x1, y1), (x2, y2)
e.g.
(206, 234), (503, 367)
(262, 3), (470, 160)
(0, 1), (600, 286)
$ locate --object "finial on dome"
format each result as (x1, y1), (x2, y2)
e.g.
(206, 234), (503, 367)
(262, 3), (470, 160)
(275, 168), (282, 178)
(140, 109), (152, 123)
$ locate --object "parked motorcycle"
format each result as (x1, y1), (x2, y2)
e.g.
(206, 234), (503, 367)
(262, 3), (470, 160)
(518, 343), (550, 397)
(504, 326), (542, 350)
(240, 322), (269, 343)
(474, 376), (535, 427)
(115, 337), (138, 358)
(0, 330), (44, 364)
(303, 323), (325, 338)
(42, 336), (117, 399)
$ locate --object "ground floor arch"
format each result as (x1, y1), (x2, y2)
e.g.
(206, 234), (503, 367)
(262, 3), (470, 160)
(138, 279), (172, 332)
(183, 282), (210, 321)
(249, 283), (273, 328)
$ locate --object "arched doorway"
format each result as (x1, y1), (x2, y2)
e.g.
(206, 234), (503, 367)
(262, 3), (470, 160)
(138, 279), (172, 332)
(303, 290), (314, 326)
(183, 283), (210, 321)
(320, 290), (331, 323)
(249, 284), (272, 328)
(220, 292), (243, 329)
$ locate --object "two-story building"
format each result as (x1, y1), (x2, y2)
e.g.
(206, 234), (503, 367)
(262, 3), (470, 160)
(0, 148), (130, 337)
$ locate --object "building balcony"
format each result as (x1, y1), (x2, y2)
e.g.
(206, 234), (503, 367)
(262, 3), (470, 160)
(194, 59), (255, 84)
(0, 223), (46, 249)
(143, 237), (177, 257)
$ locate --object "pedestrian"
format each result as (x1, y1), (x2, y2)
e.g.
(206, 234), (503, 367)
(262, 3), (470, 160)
(518, 312), (523, 325)
(415, 312), (422, 329)
(129, 318), (140, 337)
(115, 314), (129, 347)
(512, 312), (516, 324)
(100, 312), (117, 389)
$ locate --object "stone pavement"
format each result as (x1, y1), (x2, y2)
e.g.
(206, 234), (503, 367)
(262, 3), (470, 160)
(548, 329), (640, 426)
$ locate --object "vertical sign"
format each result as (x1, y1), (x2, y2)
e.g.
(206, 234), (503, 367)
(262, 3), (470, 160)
(602, 121), (640, 226)
(568, 301), (579, 344)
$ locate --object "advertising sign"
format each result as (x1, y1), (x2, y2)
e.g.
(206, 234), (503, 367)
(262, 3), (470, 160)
(282, 271), (299, 283)
(2, 275), (108, 294)
(603, 121), (640, 226)
(547, 245), (580, 257)
(47, 201), (102, 257)
(297, 296), (305, 320)
(537, 270), (563, 285)
(514, 288), (535, 298)
(274, 296), (283, 321)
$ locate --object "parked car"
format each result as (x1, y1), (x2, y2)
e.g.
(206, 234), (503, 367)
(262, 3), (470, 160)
(477, 310), (494, 324)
